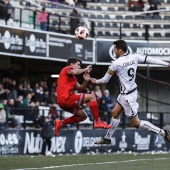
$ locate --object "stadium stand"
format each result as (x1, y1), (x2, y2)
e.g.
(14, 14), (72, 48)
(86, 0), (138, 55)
(3, 0), (170, 40)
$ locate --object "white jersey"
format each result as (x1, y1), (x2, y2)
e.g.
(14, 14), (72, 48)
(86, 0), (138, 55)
(95, 53), (169, 117)
(109, 53), (169, 94)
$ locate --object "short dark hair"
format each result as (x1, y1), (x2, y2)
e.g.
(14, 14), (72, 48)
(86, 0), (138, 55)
(44, 116), (49, 120)
(42, 7), (45, 12)
(66, 57), (82, 66)
(113, 40), (128, 53)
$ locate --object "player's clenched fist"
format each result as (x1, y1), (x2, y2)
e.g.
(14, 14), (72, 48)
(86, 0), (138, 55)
(86, 65), (92, 73)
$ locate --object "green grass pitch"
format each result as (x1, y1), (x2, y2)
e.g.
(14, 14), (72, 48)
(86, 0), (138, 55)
(0, 153), (170, 170)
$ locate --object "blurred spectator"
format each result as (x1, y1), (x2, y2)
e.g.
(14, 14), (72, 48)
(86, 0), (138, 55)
(148, 0), (162, 16)
(87, 83), (93, 93)
(0, 104), (6, 122)
(2, 77), (10, 89)
(25, 101), (35, 121)
(35, 101), (44, 127)
(18, 83), (25, 97)
(84, 86), (91, 94)
(50, 82), (56, 94)
(25, 83), (34, 97)
(83, 103), (93, 121)
(48, 103), (59, 121)
(11, 114), (21, 128)
(43, 90), (52, 106)
(77, 0), (89, 9)
(23, 93), (32, 108)
(70, 8), (80, 35)
(2, 99), (8, 109)
(35, 86), (45, 105)
(9, 80), (17, 100)
(128, 0), (141, 11)
(80, 17), (90, 31)
(14, 95), (24, 115)
(102, 90), (114, 112)
(50, 91), (56, 104)
(25, 1), (31, 9)
(6, 98), (16, 116)
(7, 99), (21, 128)
(15, 95), (23, 108)
(98, 95), (108, 121)
(50, 82), (57, 103)
(33, 83), (39, 97)
(0, 81), (10, 100)
(4, 0), (13, 25)
(25, 101), (41, 128)
(42, 80), (49, 92)
(92, 85), (103, 103)
(65, 0), (75, 6)
(41, 116), (55, 156)
(39, 81), (44, 88)
(139, 0), (150, 11)
(36, 7), (48, 31)
(0, 0), (6, 19)
(0, 103), (8, 129)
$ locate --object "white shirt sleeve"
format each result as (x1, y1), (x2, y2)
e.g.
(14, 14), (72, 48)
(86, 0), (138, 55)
(96, 72), (112, 84)
(137, 54), (169, 66)
(109, 61), (116, 71)
(96, 61), (116, 84)
(146, 57), (169, 66)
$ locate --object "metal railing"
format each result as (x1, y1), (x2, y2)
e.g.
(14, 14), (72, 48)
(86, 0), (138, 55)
(1, 107), (168, 130)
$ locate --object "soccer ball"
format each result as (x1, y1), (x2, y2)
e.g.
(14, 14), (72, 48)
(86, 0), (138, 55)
(75, 26), (89, 40)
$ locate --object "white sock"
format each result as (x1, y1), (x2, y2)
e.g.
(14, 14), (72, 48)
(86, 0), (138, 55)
(104, 117), (120, 140)
(139, 120), (165, 137)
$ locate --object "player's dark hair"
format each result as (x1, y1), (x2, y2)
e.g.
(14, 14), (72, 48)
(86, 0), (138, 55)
(42, 7), (45, 12)
(66, 57), (82, 66)
(113, 40), (128, 53)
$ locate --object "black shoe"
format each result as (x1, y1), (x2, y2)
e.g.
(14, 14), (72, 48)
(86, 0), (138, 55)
(94, 137), (111, 145)
(164, 130), (170, 142)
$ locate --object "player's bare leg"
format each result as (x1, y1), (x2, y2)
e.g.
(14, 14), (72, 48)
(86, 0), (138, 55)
(95, 103), (123, 144)
(129, 115), (170, 142)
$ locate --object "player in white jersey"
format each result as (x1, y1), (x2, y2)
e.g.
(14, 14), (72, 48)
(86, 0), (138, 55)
(90, 39), (170, 144)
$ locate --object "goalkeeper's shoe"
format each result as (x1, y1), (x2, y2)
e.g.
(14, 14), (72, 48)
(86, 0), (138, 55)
(54, 119), (62, 136)
(164, 130), (170, 142)
(94, 121), (111, 129)
(94, 137), (111, 145)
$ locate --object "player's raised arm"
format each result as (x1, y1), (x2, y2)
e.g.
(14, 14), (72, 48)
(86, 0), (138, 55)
(70, 65), (92, 75)
(137, 54), (170, 66)
(90, 68), (115, 84)
(75, 72), (90, 92)
(145, 57), (169, 66)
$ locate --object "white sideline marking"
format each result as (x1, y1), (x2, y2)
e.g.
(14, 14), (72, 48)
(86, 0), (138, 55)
(11, 158), (169, 170)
